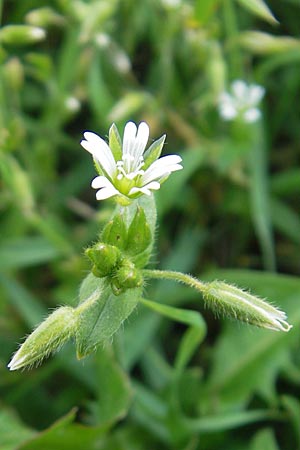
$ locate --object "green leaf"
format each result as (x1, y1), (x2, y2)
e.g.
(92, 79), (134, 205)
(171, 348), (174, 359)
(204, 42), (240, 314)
(236, 0), (278, 25)
(88, 346), (132, 425)
(140, 298), (205, 331)
(250, 429), (279, 450)
(0, 408), (35, 450)
(183, 409), (282, 433)
(0, 273), (46, 327)
(76, 274), (142, 358)
(248, 124), (275, 271)
(139, 299), (206, 371)
(0, 236), (59, 270)
(271, 198), (300, 245)
(281, 396), (300, 447)
(195, 0), (221, 24)
(18, 409), (107, 450)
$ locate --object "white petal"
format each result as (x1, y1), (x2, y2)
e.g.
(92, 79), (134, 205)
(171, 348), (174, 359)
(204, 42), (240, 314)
(81, 131), (116, 178)
(231, 80), (248, 100)
(248, 85), (265, 104)
(129, 186), (151, 196)
(122, 122), (150, 170)
(219, 104), (237, 120)
(129, 181), (160, 196)
(149, 154), (182, 168)
(134, 122), (149, 159)
(143, 181), (161, 190)
(96, 187), (119, 200)
(122, 122), (137, 156)
(142, 155), (182, 184)
(91, 175), (115, 189)
(243, 108), (261, 123)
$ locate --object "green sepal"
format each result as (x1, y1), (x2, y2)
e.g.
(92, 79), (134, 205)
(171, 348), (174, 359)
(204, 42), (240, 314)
(126, 207), (152, 256)
(109, 123), (122, 161)
(101, 213), (128, 250)
(85, 243), (121, 278)
(143, 134), (166, 170)
(93, 158), (104, 176)
(76, 274), (142, 358)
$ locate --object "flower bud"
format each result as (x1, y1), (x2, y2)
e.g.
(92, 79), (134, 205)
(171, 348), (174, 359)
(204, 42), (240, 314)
(85, 243), (121, 277)
(25, 7), (66, 28)
(112, 260), (143, 295)
(203, 281), (292, 332)
(238, 31), (300, 55)
(0, 25), (46, 46)
(8, 307), (77, 371)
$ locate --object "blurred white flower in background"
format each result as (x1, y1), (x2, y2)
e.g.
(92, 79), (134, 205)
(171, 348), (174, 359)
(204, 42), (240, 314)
(218, 80), (265, 123)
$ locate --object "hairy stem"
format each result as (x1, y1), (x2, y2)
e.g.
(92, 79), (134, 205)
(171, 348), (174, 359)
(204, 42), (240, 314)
(142, 269), (207, 293)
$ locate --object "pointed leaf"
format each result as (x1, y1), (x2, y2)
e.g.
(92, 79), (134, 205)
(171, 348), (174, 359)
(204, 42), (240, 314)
(140, 298), (206, 371)
(236, 0), (278, 25)
(18, 409), (107, 450)
(76, 274), (142, 358)
(88, 346), (132, 425)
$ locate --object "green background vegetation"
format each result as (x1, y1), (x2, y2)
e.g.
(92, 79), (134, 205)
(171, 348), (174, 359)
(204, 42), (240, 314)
(1, 0), (300, 448)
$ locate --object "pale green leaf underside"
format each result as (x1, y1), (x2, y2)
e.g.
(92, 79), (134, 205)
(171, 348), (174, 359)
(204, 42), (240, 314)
(77, 274), (142, 357)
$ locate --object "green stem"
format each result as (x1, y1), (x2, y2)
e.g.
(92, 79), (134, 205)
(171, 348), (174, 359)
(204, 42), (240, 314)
(223, 0), (242, 78)
(142, 269), (207, 294)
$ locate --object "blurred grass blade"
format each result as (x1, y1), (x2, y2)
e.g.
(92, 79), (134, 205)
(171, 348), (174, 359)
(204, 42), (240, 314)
(140, 298), (205, 330)
(0, 274), (46, 326)
(281, 396), (300, 447)
(0, 236), (59, 270)
(236, 0), (278, 25)
(271, 198), (300, 245)
(183, 409), (283, 433)
(248, 124), (276, 271)
(250, 429), (280, 450)
(140, 299), (206, 371)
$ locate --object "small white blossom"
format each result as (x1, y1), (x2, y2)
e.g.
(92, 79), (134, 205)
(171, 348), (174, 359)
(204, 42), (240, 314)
(218, 80), (265, 123)
(81, 121), (183, 203)
(65, 96), (80, 112)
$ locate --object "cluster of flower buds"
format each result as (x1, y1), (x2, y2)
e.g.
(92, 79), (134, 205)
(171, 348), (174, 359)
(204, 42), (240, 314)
(85, 206), (152, 294)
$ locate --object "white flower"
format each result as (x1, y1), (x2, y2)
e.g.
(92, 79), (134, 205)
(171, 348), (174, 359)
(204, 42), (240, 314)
(81, 121), (183, 203)
(218, 80), (265, 123)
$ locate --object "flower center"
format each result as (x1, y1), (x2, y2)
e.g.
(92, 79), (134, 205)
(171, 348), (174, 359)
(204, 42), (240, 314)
(115, 154), (145, 194)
